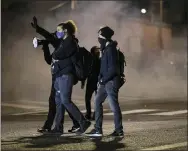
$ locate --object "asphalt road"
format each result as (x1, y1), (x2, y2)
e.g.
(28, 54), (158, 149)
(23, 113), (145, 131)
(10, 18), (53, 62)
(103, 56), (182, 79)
(1, 99), (187, 151)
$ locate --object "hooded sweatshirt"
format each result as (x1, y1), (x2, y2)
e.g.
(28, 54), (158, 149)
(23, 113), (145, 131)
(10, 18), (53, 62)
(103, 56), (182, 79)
(99, 41), (119, 84)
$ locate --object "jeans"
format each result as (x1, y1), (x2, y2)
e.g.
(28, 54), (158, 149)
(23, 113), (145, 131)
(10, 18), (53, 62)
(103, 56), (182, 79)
(54, 74), (86, 129)
(43, 81), (79, 130)
(94, 80), (123, 132)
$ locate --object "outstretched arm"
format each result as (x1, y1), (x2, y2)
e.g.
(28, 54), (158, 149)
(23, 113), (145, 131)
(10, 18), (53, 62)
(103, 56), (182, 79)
(31, 16), (57, 48)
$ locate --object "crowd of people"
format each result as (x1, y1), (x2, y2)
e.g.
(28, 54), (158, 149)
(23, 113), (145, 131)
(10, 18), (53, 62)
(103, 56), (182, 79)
(31, 16), (125, 137)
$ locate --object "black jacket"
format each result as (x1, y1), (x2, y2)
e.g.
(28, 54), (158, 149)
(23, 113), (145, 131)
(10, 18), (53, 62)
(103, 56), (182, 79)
(36, 25), (78, 78)
(99, 41), (119, 85)
(51, 36), (78, 78)
(87, 55), (100, 89)
(42, 43), (51, 65)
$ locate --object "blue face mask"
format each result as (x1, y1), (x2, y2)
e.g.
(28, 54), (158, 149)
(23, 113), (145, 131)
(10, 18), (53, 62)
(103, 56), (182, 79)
(56, 31), (65, 39)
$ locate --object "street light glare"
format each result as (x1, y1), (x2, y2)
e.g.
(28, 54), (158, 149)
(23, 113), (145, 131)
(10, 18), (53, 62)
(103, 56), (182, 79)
(141, 8), (146, 14)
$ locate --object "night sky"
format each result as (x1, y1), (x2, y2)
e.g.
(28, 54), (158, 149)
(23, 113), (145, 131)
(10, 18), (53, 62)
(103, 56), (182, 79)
(2, 0), (187, 25)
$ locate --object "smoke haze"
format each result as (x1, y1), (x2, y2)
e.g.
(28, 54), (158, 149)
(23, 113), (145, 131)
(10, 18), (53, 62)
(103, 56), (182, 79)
(2, 1), (187, 104)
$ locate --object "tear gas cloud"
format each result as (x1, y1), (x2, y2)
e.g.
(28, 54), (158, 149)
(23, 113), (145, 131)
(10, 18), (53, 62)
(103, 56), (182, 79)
(2, 1), (187, 104)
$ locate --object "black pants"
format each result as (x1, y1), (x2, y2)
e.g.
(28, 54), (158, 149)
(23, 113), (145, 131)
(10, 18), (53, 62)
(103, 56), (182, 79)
(85, 82), (97, 116)
(42, 84), (79, 130)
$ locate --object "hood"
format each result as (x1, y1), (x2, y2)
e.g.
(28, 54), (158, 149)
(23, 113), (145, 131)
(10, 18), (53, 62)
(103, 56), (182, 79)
(107, 40), (118, 48)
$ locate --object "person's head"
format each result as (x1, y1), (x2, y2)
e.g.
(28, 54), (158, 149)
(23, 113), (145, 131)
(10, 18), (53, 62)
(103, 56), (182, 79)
(56, 20), (77, 39)
(90, 46), (100, 57)
(98, 26), (114, 50)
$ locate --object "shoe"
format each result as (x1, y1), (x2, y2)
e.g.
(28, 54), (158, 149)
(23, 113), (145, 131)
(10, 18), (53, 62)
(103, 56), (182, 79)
(37, 127), (51, 133)
(85, 129), (103, 137)
(85, 114), (91, 120)
(68, 126), (80, 133)
(109, 130), (124, 138)
(76, 120), (91, 135)
(48, 128), (63, 135)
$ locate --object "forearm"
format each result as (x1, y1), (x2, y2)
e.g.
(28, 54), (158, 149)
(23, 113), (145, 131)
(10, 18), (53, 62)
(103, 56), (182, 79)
(36, 25), (57, 48)
(36, 25), (53, 40)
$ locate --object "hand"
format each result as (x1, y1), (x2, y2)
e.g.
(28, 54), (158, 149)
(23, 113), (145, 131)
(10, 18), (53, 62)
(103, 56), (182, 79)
(97, 82), (100, 88)
(99, 79), (105, 85)
(31, 16), (38, 29)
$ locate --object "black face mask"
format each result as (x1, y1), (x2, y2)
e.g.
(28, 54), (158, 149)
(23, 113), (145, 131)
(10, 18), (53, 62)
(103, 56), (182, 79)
(98, 38), (107, 50)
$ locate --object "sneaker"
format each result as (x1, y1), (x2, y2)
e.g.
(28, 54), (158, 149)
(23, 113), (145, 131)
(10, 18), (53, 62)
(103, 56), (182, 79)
(48, 128), (63, 135)
(85, 129), (103, 137)
(37, 127), (51, 133)
(76, 120), (91, 135)
(109, 130), (124, 138)
(68, 126), (80, 133)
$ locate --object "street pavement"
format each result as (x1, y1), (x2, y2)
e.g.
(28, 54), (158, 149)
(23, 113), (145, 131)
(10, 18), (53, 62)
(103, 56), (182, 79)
(1, 98), (187, 150)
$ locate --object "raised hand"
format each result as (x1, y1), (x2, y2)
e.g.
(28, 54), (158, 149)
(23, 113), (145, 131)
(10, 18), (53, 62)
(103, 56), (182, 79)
(31, 16), (38, 29)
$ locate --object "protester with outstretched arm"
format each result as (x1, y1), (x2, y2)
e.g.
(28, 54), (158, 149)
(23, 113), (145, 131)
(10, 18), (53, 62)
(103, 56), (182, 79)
(31, 17), (80, 133)
(50, 20), (91, 134)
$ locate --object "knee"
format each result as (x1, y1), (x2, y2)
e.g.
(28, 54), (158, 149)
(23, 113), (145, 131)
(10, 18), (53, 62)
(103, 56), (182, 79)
(55, 99), (61, 106)
(95, 100), (102, 110)
(62, 98), (71, 107)
(109, 101), (119, 114)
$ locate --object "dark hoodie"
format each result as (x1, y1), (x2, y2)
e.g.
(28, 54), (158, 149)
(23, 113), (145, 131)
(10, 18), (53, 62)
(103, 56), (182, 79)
(35, 25), (79, 78)
(99, 41), (119, 85)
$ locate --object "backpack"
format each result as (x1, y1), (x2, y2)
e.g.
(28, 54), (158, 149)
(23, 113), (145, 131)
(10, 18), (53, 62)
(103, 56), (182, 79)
(117, 49), (126, 87)
(72, 47), (93, 81)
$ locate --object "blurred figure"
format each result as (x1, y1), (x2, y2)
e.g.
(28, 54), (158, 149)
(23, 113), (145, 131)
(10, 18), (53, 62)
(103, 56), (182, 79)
(31, 17), (80, 133)
(84, 46), (100, 120)
(87, 26), (124, 137)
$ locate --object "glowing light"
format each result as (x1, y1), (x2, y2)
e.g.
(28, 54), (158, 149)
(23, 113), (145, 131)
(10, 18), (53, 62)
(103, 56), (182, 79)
(141, 8), (147, 14)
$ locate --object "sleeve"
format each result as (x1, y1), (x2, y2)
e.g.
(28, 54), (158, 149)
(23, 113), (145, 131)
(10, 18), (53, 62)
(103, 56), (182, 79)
(36, 25), (57, 48)
(53, 40), (78, 60)
(42, 44), (52, 65)
(101, 47), (118, 83)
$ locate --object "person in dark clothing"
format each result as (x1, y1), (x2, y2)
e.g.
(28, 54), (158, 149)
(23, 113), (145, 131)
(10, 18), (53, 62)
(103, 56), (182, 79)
(84, 46), (100, 120)
(49, 20), (91, 134)
(31, 17), (80, 133)
(86, 26), (124, 137)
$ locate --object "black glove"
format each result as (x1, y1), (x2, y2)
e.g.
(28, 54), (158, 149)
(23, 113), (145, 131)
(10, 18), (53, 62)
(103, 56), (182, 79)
(31, 16), (38, 29)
